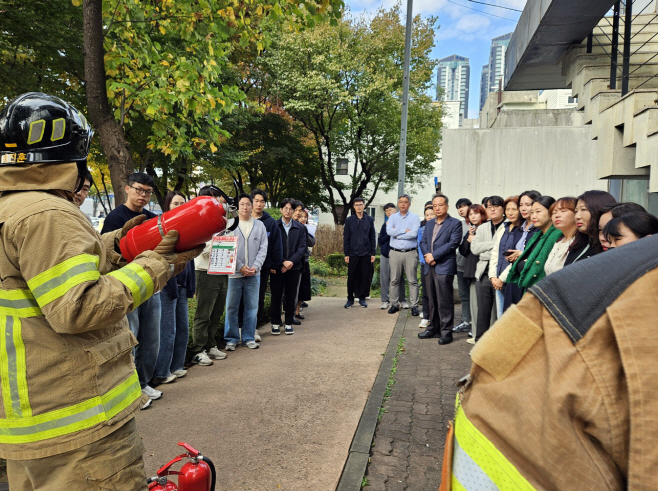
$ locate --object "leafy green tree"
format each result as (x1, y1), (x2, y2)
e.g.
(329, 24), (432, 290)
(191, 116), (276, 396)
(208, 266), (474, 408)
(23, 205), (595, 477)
(0, 0), (85, 106)
(81, 0), (343, 205)
(213, 108), (325, 208)
(267, 4), (442, 224)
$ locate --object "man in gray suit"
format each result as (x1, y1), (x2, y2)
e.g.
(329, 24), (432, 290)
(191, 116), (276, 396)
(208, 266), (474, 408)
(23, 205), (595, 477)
(418, 194), (464, 344)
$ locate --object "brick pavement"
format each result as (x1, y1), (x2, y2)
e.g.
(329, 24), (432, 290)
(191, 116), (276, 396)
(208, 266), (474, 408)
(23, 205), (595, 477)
(364, 306), (472, 491)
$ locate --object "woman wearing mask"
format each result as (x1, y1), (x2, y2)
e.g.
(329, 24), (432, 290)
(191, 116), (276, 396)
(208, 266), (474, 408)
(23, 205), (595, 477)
(458, 204), (488, 344)
(153, 191), (196, 384)
(507, 196), (562, 289)
(603, 211), (658, 248)
(544, 197), (579, 275)
(490, 196), (524, 316)
(569, 190), (616, 263)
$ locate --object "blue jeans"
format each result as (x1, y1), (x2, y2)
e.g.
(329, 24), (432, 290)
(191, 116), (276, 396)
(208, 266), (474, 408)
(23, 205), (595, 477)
(224, 276), (260, 345)
(127, 292), (161, 389)
(155, 286), (189, 378)
(496, 288), (505, 319)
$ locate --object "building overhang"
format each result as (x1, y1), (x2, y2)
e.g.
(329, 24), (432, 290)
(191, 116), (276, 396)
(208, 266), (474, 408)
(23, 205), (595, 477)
(505, 0), (615, 90)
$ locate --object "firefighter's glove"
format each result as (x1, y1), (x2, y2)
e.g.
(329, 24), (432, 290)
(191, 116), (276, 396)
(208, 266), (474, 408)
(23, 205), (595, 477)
(121, 214), (147, 238)
(153, 230), (204, 276)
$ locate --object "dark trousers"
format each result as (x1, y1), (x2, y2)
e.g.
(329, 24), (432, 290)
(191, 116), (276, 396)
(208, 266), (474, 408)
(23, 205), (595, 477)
(420, 269), (430, 319)
(475, 276), (497, 341)
(347, 255), (372, 301)
(502, 281), (524, 313)
(238, 268), (270, 326)
(270, 269), (302, 325)
(456, 271), (471, 323)
(426, 268), (455, 337)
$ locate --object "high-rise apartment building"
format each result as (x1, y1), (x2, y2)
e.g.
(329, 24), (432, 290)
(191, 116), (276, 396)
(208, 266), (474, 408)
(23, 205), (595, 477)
(479, 33), (513, 111)
(437, 55), (470, 125)
(479, 65), (489, 112)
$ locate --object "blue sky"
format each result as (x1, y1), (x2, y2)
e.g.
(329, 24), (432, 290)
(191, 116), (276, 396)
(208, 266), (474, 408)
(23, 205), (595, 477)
(344, 0), (527, 118)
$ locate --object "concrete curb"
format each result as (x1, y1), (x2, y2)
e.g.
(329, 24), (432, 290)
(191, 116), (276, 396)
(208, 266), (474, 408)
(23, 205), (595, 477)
(335, 309), (408, 491)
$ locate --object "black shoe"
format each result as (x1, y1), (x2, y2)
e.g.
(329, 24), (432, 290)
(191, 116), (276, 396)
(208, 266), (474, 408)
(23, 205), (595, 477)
(296, 314), (305, 320)
(301, 302), (309, 308)
(345, 300), (354, 309)
(388, 305), (400, 314)
(411, 306), (419, 316)
(290, 318), (302, 326)
(418, 330), (440, 339)
(438, 336), (453, 345)
(358, 299), (368, 308)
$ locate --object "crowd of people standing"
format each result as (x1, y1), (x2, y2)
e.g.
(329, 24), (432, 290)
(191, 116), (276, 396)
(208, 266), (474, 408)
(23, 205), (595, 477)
(89, 171), (658, 406)
(97, 173), (317, 408)
(368, 189), (658, 348)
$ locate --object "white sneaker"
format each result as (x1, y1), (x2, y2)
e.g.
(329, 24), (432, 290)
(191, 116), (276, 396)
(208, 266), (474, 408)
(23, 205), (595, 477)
(246, 341), (259, 349)
(380, 302), (390, 310)
(467, 338), (475, 345)
(208, 346), (227, 360)
(142, 385), (162, 400)
(225, 343), (237, 351)
(284, 325), (294, 335)
(154, 374), (176, 384)
(271, 325), (281, 335)
(254, 331), (262, 342)
(191, 350), (213, 366)
(419, 319), (430, 328)
(402, 302), (410, 309)
(173, 369), (187, 378)
(141, 398), (153, 410)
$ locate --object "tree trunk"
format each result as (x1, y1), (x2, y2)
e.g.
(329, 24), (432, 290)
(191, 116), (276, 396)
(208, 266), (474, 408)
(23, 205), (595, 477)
(83, 0), (133, 207)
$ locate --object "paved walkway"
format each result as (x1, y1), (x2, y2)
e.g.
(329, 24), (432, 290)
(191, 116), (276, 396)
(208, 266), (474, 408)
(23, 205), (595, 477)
(365, 306), (472, 491)
(137, 296), (397, 490)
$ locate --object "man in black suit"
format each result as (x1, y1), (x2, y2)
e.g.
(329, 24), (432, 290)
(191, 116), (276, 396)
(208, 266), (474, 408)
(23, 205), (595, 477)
(418, 194), (464, 345)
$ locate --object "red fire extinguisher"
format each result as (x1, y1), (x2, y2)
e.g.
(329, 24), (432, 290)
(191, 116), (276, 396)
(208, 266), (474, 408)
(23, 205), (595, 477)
(119, 195), (236, 262)
(147, 442), (216, 491)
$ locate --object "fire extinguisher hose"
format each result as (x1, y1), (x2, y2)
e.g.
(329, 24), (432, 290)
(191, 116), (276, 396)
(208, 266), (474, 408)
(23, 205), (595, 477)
(201, 455), (216, 491)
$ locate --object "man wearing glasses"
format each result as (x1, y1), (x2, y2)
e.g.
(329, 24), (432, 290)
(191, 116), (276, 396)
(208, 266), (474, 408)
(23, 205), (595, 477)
(101, 173), (162, 407)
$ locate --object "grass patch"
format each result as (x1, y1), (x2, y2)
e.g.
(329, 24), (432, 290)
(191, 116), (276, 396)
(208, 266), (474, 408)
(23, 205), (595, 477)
(378, 337), (405, 420)
(361, 476), (370, 488)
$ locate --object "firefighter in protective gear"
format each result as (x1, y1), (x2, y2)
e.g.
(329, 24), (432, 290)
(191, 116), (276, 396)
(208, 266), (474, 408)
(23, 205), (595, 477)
(441, 234), (658, 491)
(0, 92), (200, 490)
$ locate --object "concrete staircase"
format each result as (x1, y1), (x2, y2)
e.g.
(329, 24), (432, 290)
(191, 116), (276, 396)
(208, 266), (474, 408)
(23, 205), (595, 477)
(560, 13), (658, 190)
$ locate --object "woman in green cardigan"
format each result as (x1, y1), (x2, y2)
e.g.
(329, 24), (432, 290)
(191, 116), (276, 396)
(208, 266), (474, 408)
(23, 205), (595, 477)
(507, 196), (563, 289)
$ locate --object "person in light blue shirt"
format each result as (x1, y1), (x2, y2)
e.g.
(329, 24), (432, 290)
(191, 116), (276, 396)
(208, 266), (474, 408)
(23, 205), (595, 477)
(386, 194), (421, 315)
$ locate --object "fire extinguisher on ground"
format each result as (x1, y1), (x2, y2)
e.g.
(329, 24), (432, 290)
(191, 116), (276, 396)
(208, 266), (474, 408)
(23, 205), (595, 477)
(147, 442), (216, 491)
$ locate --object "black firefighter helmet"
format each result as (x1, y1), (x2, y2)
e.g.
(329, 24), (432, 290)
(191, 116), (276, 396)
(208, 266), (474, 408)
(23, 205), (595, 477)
(0, 92), (93, 191)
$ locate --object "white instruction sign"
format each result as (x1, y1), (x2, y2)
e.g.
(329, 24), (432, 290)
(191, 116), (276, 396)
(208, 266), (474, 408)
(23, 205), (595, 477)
(208, 235), (238, 275)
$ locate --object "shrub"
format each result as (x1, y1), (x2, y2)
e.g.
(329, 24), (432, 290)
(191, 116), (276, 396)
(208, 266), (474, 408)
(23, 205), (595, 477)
(312, 225), (344, 258)
(309, 257), (331, 276)
(265, 207), (281, 220)
(326, 252), (347, 273)
(310, 276), (327, 296)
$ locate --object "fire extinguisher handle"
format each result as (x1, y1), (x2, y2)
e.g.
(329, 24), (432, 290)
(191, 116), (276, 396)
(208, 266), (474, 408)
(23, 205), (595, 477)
(178, 442), (200, 457)
(156, 455), (183, 476)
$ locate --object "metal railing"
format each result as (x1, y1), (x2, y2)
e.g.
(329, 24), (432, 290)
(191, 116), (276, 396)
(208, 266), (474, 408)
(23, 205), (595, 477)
(587, 0), (658, 95)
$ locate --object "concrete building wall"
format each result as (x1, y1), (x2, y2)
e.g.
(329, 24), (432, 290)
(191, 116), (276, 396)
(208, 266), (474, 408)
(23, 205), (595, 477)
(442, 126), (607, 203)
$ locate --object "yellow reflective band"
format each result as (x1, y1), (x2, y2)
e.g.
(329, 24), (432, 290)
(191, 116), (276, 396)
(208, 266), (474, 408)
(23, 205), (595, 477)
(107, 263), (154, 309)
(0, 371), (141, 444)
(0, 317), (32, 419)
(27, 254), (100, 308)
(0, 289), (42, 317)
(452, 405), (536, 490)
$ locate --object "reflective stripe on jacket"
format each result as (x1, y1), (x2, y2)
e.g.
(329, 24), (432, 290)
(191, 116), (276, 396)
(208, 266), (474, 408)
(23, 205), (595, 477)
(0, 191), (171, 459)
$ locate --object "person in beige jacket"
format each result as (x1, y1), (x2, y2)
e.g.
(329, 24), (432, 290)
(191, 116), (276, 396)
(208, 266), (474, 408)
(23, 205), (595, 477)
(0, 93), (200, 490)
(441, 232), (658, 490)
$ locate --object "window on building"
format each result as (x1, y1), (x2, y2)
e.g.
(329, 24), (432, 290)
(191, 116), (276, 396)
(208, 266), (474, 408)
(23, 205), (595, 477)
(336, 158), (348, 175)
(368, 207), (376, 220)
(568, 96), (577, 104)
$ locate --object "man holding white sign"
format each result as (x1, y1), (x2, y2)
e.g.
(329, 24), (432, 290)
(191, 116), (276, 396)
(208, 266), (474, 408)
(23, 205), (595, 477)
(224, 194), (269, 350)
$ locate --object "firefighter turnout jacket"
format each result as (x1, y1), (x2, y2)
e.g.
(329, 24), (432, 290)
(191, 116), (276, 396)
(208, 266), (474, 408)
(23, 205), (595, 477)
(0, 164), (171, 460)
(443, 234), (658, 490)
